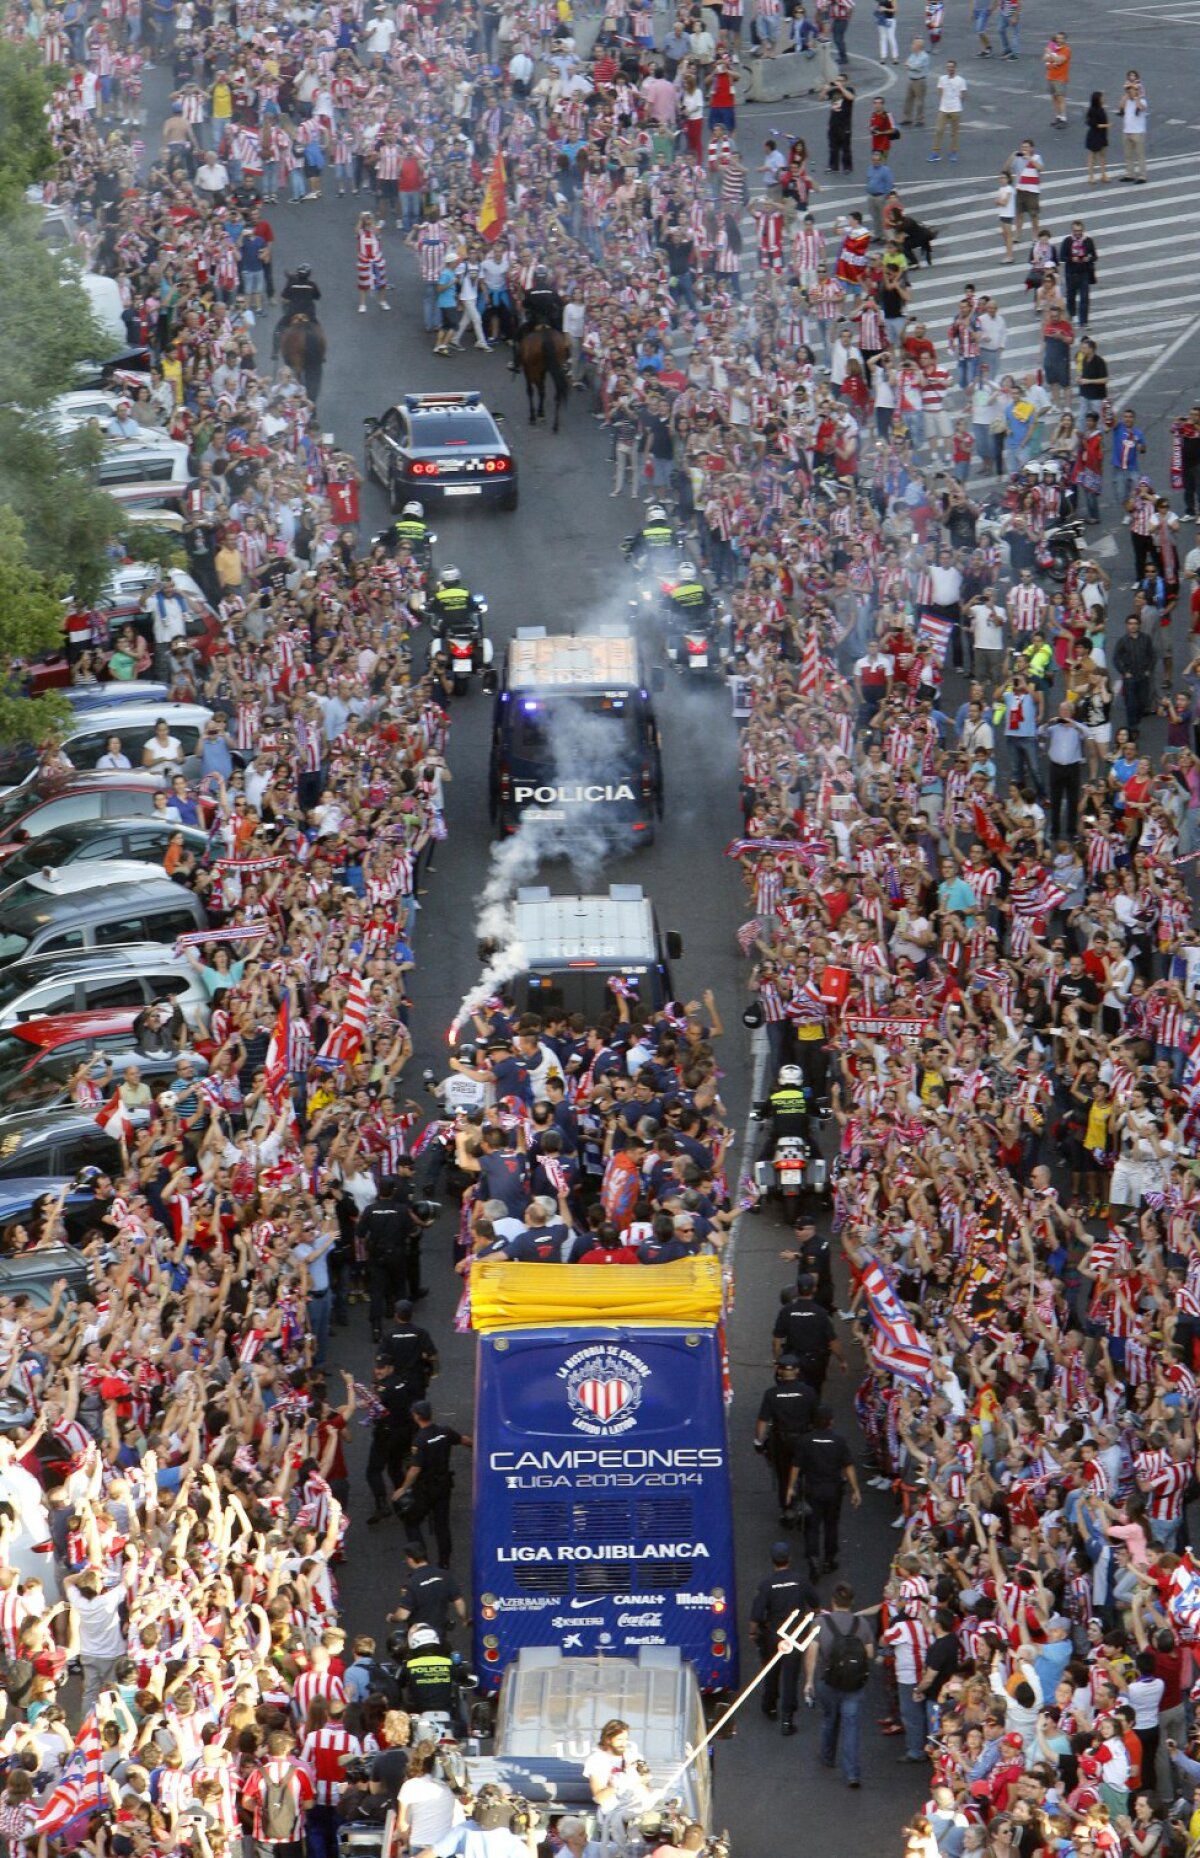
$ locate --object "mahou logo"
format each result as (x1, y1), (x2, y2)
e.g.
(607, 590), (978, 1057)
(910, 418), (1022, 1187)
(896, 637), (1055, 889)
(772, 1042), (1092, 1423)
(560, 1343), (650, 1436)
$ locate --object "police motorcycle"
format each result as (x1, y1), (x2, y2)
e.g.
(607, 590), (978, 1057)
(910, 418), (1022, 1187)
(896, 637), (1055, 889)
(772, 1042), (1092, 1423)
(373, 500), (437, 576)
(661, 562), (733, 678)
(427, 566), (493, 694)
(749, 1065), (828, 1216)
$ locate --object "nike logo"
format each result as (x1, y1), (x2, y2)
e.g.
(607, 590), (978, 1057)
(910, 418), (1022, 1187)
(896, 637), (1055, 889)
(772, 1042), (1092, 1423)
(570, 1595), (605, 1609)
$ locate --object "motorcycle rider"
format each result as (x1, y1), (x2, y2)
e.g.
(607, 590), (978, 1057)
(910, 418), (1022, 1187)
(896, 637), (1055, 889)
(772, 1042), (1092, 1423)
(427, 566), (485, 674)
(758, 1064), (817, 1166)
(626, 503), (680, 569)
(382, 500), (433, 563)
(280, 262), (321, 326)
(394, 1623), (467, 1729)
(508, 263), (565, 372)
(662, 559), (718, 660)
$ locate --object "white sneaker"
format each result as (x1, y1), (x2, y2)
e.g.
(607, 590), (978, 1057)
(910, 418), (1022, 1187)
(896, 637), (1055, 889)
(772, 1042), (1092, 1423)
(891, 1514), (907, 1528)
(358, 303), (366, 313)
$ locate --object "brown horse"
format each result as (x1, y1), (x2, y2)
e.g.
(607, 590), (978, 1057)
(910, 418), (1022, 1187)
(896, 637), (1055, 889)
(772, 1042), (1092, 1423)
(278, 313), (327, 406)
(518, 326), (570, 432)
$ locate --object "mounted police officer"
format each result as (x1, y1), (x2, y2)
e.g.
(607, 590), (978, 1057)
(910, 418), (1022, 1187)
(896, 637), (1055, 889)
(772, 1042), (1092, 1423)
(280, 262), (321, 326)
(508, 263), (565, 370)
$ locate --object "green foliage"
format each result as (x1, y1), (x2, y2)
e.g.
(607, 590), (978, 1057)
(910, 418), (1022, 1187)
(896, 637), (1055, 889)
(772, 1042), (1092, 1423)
(0, 211), (109, 411)
(121, 524), (188, 573)
(0, 414), (123, 608)
(0, 508), (73, 743)
(0, 43), (57, 209)
(0, 39), (129, 683)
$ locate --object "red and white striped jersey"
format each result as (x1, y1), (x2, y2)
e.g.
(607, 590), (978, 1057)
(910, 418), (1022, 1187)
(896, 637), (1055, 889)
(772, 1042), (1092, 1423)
(300, 1724), (362, 1805)
(1008, 582), (1048, 633)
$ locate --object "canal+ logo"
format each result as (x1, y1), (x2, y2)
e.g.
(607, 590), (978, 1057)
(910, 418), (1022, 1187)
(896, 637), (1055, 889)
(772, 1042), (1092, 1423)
(560, 1343), (650, 1437)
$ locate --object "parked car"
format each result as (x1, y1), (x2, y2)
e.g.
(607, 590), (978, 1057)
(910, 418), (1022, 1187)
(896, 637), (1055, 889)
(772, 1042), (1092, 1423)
(0, 703), (214, 793)
(0, 1015), (207, 1114)
(64, 682), (171, 712)
(0, 773), (207, 850)
(0, 819), (210, 893)
(0, 1108), (123, 1184)
(0, 863), (207, 969)
(93, 434), (189, 510)
(0, 947), (209, 1030)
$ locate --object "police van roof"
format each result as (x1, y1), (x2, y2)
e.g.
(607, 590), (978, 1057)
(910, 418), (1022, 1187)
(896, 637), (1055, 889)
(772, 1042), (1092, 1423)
(513, 886), (656, 967)
(507, 630), (641, 693)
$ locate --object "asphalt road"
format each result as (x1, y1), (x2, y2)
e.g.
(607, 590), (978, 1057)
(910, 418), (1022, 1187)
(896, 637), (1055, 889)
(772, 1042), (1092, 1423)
(156, 0), (1196, 1838)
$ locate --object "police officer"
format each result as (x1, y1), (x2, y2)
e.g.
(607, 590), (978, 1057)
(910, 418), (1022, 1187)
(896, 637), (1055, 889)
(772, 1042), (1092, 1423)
(662, 560), (716, 656)
(398, 1624), (463, 1724)
(627, 503), (679, 567)
(383, 500), (432, 561)
(365, 1354), (421, 1525)
(388, 1544), (467, 1636)
(508, 263), (565, 369)
(790, 1404), (861, 1583)
(380, 1299), (439, 1388)
(760, 1064), (816, 1160)
(755, 1354), (818, 1515)
(395, 1400), (472, 1566)
(749, 1542), (819, 1735)
(280, 262), (321, 324)
(357, 1177), (419, 1342)
(772, 1274), (846, 1391)
(781, 1216), (835, 1313)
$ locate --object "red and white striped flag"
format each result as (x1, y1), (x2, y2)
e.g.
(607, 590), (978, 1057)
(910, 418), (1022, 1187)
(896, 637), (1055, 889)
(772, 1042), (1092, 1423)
(798, 625), (821, 697)
(858, 1255), (933, 1390)
(318, 972), (370, 1067)
(35, 1711), (106, 1836)
(917, 609), (954, 660)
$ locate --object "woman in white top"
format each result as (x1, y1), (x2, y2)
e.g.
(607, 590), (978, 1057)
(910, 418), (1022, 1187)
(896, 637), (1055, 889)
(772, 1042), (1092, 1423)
(142, 720), (183, 770)
(396, 1744), (464, 1850)
(995, 169), (1016, 261)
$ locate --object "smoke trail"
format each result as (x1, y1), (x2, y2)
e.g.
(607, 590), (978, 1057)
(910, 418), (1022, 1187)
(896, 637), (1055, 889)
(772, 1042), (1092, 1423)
(449, 692), (631, 1037)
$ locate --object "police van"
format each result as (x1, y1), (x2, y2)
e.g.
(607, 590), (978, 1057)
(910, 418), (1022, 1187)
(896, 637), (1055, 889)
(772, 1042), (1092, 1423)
(489, 885), (682, 1023)
(487, 628), (663, 843)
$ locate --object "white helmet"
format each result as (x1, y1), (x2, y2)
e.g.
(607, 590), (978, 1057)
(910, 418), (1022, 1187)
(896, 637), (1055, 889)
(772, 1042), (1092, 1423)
(778, 1066), (804, 1088)
(439, 565), (461, 586)
(646, 503), (668, 524)
(676, 561), (698, 580)
(402, 501), (425, 521)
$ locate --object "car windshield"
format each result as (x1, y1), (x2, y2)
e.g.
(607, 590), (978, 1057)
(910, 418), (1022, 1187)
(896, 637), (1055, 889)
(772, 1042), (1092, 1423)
(411, 415), (498, 449)
(0, 787), (43, 836)
(0, 1049), (77, 1110)
(509, 696), (642, 764)
(0, 834), (76, 888)
(0, 929), (31, 966)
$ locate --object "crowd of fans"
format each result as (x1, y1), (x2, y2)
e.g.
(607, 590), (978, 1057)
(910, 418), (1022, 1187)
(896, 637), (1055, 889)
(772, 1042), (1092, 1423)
(7, 0), (1200, 1851)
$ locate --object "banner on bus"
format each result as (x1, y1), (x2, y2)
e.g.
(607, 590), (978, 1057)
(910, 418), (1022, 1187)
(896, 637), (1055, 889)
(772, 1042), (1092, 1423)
(470, 1256), (724, 1333)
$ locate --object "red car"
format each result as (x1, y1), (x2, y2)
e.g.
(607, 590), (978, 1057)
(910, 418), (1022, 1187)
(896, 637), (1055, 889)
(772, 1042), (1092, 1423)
(0, 773), (215, 852)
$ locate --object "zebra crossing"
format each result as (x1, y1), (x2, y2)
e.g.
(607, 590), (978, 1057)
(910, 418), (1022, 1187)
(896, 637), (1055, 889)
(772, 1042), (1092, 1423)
(865, 151), (1200, 401)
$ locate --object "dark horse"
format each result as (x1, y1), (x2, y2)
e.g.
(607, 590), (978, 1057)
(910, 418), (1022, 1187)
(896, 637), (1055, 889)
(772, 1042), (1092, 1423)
(278, 313), (327, 406)
(518, 326), (570, 432)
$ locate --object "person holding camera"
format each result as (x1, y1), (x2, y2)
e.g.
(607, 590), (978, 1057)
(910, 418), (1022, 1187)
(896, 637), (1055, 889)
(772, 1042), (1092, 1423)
(583, 1720), (652, 1815)
(423, 1783), (539, 1858)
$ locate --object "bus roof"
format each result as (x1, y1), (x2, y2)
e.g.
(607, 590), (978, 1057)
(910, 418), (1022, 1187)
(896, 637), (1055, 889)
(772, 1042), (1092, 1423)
(470, 1256), (723, 1332)
(512, 886), (656, 968)
(507, 631), (641, 693)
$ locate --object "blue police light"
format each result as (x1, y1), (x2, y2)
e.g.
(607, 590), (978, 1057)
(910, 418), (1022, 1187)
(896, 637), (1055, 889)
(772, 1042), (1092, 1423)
(522, 700), (540, 711)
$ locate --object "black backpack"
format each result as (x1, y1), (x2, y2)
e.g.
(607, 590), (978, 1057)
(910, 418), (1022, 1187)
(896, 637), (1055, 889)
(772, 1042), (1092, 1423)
(824, 1616), (870, 1693)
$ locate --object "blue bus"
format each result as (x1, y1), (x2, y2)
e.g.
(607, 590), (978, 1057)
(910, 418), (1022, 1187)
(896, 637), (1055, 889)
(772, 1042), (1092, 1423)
(472, 1296), (738, 1693)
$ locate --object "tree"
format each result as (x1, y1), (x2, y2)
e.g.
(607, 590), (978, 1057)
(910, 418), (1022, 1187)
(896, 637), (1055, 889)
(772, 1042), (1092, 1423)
(0, 508), (72, 746)
(0, 43), (57, 211)
(0, 212), (108, 413)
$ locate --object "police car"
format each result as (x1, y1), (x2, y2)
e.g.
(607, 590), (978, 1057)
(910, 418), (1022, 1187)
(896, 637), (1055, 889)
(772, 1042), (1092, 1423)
(363, 392), (518, 513)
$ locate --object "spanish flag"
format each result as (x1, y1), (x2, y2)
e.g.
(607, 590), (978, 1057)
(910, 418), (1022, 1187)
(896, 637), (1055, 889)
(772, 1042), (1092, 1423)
(477, 150), (507, 244)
